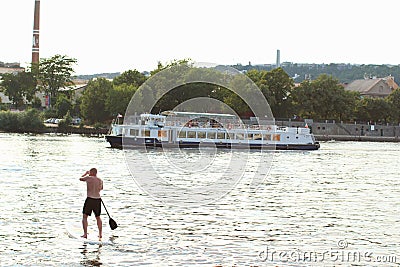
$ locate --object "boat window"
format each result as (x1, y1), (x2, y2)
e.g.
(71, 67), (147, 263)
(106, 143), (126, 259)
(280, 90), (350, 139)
(178, 131), (186, 138)
(217, 132), (225, 139)
(159, 130), (167, 138)
(226, 132), (233, 140)
(207, 132), (216, 139)
(142, 130), (150, 137)
(247, 133), (253, 140)
(272, 134), (280, 141)
(197, 132), (206, 138)
(253, 134), (262, 140)
(263, 134), (271, 141)
(187, 131), (196, 138)
(129, 129), (139, 136)
(236, 133), (245, 140)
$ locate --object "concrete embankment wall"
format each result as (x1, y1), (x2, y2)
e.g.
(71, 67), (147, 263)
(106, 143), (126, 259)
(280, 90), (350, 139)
(276, 120), (400, 142)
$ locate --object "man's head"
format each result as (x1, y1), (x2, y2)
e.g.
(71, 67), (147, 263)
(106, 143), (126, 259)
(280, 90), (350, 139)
(89, 168), (97, 176)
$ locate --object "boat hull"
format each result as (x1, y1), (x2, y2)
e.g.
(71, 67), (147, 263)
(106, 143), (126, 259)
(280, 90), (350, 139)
(105, 136), (320, 151)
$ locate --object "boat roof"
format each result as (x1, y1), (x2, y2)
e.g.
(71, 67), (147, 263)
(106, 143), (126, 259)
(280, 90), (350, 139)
(140, 113), (165, 119)
(161, 111), (236, 119)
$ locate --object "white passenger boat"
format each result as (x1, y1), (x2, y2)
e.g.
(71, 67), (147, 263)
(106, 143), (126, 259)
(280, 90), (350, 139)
(105, 111), (320, 150)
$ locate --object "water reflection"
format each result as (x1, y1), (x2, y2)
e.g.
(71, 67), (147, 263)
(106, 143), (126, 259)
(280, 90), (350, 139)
(80, 244), (102, 266)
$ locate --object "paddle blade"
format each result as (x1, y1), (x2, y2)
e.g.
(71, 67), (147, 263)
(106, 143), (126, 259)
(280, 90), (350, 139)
(109, 218), (118, 230)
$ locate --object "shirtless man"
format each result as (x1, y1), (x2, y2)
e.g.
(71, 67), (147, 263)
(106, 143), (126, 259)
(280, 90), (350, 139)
(80, 168), (103, 239)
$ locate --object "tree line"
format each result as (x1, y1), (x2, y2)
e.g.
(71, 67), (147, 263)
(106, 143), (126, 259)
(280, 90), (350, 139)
(1, 55), (400, 131)
(232, 62), (400, 84)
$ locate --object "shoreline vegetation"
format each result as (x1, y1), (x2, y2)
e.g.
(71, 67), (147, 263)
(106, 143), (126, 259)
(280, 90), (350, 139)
(0, 109), (109, 136)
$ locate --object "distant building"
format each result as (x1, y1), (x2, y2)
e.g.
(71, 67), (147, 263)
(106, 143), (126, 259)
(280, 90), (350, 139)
(0, 80), (87, 108)
(39, 82), (88, 108)
(57, 83), (88, 99)
(344, 76), (398, 98)
(0, 62), (25, 75)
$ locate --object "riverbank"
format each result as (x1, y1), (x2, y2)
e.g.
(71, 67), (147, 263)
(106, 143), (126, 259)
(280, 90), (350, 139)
(315, 135), (400, 142)
(43, 123), (109, 136)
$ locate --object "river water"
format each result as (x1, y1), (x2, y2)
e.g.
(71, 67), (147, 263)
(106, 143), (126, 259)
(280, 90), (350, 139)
(0, 133), (399, 266)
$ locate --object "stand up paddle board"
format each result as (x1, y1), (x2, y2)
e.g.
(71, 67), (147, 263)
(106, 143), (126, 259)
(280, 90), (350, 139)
(66, 223), (113, 245)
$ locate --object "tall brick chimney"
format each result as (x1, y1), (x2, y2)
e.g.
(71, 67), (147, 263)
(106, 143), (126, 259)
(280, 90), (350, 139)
(32, 0), (40, 65)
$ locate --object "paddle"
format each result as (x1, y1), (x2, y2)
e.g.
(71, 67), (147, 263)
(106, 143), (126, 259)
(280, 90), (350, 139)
(101, 199), (118, 230)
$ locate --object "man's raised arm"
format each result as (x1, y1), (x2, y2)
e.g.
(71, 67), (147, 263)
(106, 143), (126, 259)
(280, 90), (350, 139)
(79, 171), (90, 181)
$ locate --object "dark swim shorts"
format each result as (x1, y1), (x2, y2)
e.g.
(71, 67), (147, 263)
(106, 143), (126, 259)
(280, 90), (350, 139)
(82, 197), (101, 217)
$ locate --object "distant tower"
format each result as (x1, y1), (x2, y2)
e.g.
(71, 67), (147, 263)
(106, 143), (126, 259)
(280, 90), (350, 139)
(276, 49), (281, 68)
(32, 0), (40, 65)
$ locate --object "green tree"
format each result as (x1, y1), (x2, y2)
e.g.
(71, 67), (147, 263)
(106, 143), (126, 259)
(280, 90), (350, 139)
(355, 98), (371, 122)
(372, 98), (391, 123)
(335, 90), (359, 122)
(150, 58), (192, 76)
(130, 83), (156, 114)
(38, 54), (77, 107)
(246, 68), (294, 118)
(145, 61), (192, 113)
(263, 68), (294, 118)
(224, 74), (257, 116)
(222, 91), (250, 116)
(387, 89), (400, 123)
(292, 74), (352, 121)
(355, 97), (391, 123)
(291, 79), (316, 118)
(246, 69), (271, 101)
(310, 74), (341, 119)
(0, 71), (37, 109)
(19, 108), (45, 132)
(31, 96), (43, 109)
(106, 83), (137, 116)
(150, 65), (225, 114)
(0, 109), (44, 133)
(54, 93), (73, 118)
(71, 97), (82, 118)
(1, 73), (24, 108)
(80, 78), (113, 124)
(57, 110), (72, 133)
(113, 69), (146, 87)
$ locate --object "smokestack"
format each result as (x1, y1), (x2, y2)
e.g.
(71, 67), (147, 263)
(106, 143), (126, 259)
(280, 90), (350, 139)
(276, 49), (280, 68)
(32, 0), (40, 65)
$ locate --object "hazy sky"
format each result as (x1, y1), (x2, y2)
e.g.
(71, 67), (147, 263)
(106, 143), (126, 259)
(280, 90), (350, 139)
(1, 0), (399, 75)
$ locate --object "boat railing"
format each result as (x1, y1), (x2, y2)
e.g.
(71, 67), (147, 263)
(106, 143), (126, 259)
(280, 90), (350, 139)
(161, 121), (281, 132)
